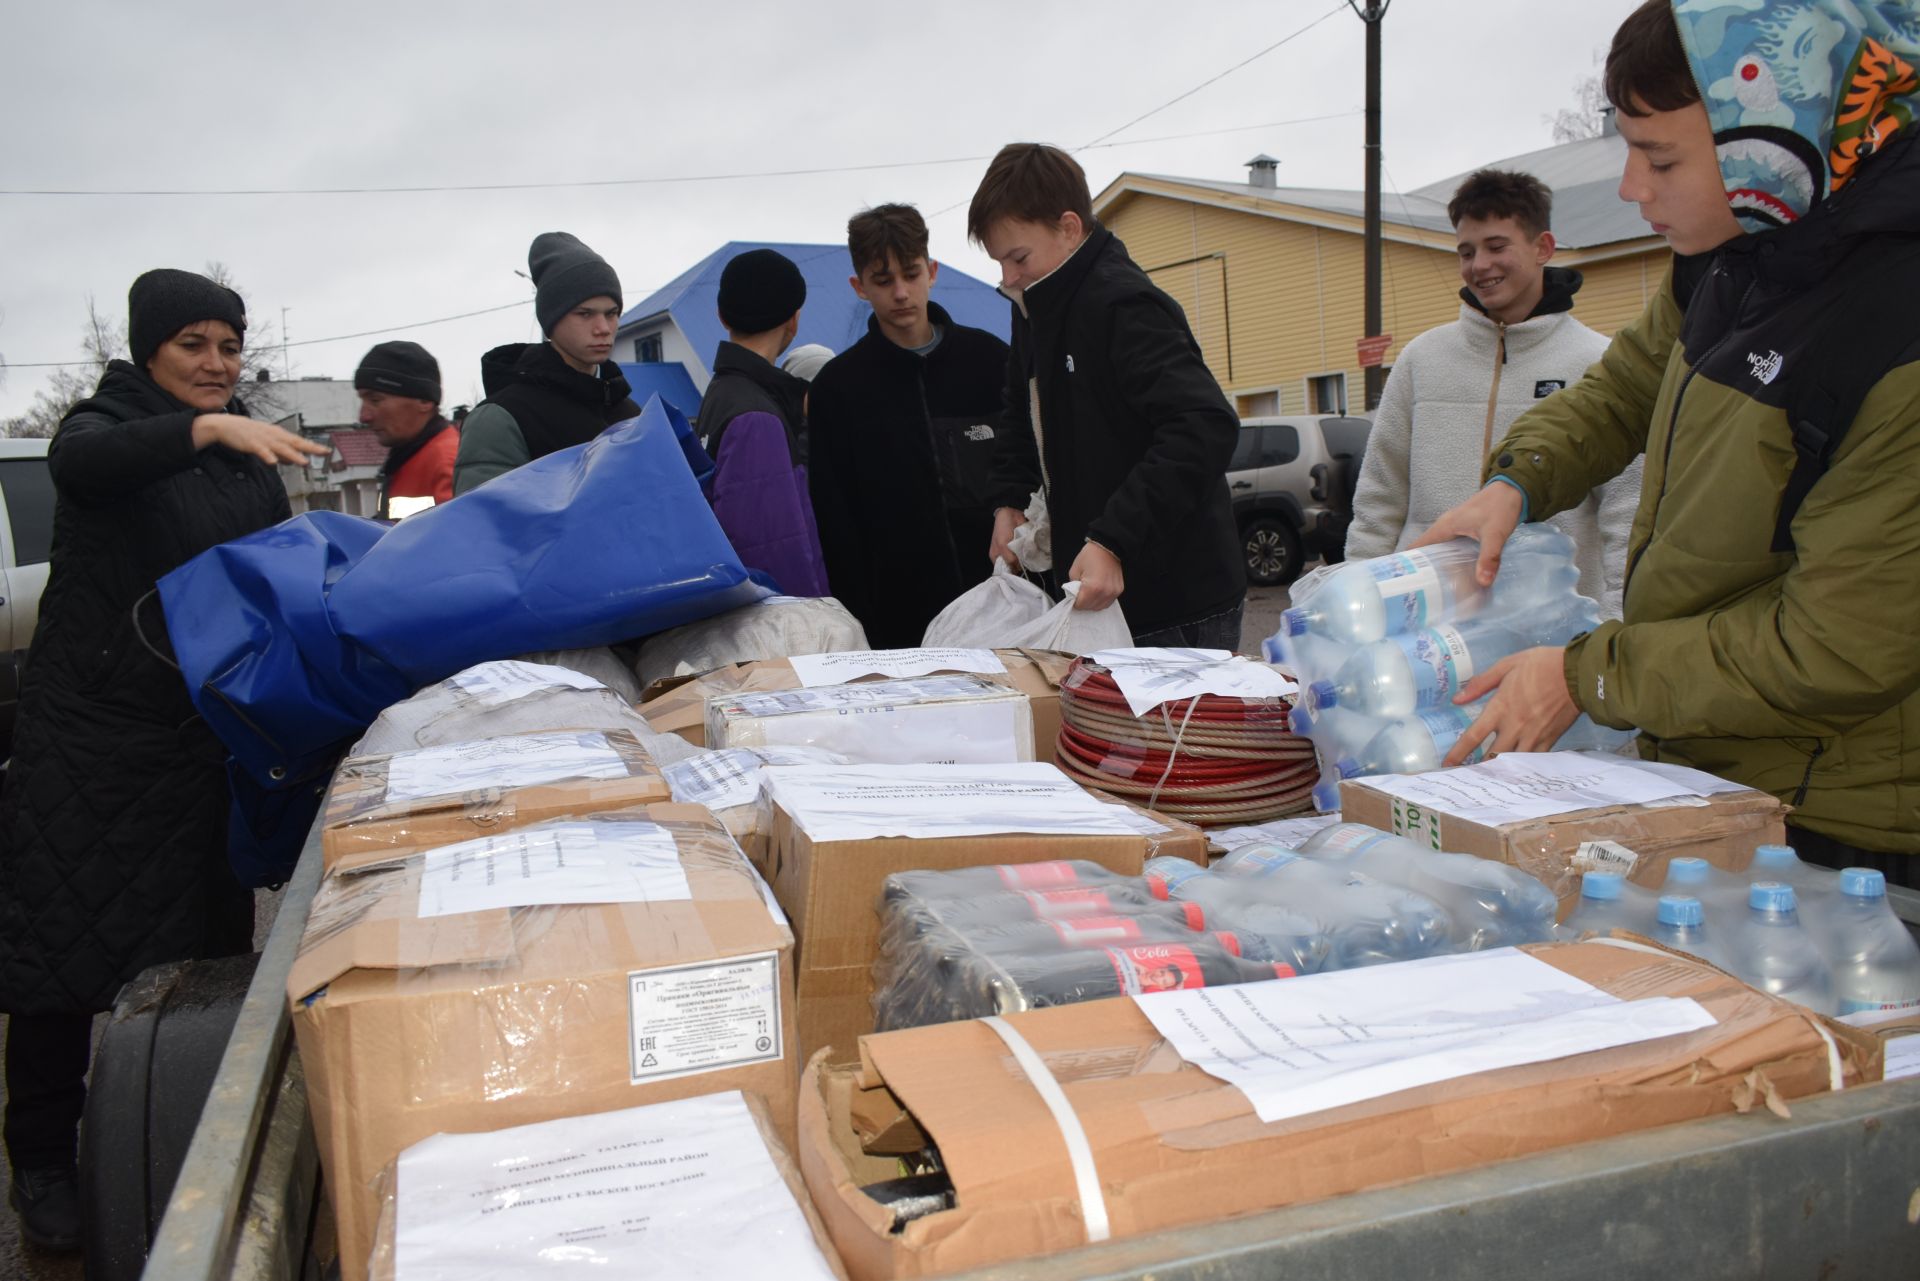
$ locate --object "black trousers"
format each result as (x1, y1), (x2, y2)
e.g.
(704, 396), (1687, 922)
(3, 1012), (93, 1171)
(1787, 825), (1918, 890)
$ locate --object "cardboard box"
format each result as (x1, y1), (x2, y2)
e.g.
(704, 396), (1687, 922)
(759, 764), (1208, 1067)
(290, 804), (798, 1281)
(799, 940), (1878, 1281)
(322, 728), (671, 871)
(366, 1091), (847, 1281)
(1339, 769), (1787, 916)
(641, 649), (1074, 755)
(707, 674), (1036, 764)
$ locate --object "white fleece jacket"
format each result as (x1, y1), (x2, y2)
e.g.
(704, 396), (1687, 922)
(1346, 302), (1643, 618)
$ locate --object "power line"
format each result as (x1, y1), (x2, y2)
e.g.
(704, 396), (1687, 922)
(0, 111), (1357, 200)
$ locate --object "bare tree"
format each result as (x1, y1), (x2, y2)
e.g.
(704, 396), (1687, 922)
(2, 267), (285, 437)
(1544, 54), (1609, 145)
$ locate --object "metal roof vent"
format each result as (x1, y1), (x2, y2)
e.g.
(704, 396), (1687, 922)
(1246, 154), (1280, 188)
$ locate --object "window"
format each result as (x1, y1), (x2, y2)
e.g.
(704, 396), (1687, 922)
(1308, 372), (1348, 415)
(0, 459), (54, 566)
(1229, 428), (1262, 472)
(1235, 390), (1279, 417)
(636, 333), (665, 363)
(1256, 425), (1300, 467)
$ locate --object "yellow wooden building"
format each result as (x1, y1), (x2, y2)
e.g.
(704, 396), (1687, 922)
(1093, 126), (1670, 417)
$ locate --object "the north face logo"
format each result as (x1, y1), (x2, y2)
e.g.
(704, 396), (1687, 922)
(1747, 350), (1784, 384)
(1065, 354), (1075, 373)
(965, 424), (995, 442)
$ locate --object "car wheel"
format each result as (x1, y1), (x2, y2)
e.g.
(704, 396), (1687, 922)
(1243, 518), (1302, 587)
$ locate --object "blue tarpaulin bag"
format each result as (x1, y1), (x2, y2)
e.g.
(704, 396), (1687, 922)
(158, 397), (761, 884)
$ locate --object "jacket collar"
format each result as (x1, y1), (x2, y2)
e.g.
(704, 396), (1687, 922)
(1000, 224), (1110, 326)
(861, 300), (956, 359)
(1459, 265), (1583, 323)
(379, 415), (450, 478)
(713, 340), (811, 397)
(480, 341), (633, 409)
(68, 360), (244, 424)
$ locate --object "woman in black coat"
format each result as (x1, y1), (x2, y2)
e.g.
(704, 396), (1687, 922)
(0, 269), (327, 1251)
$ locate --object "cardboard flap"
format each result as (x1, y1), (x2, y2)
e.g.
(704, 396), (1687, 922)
(288, 859), (517, 1000)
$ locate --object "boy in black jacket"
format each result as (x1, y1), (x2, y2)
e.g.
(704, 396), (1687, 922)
(971, 143), (1246, 647)
(807, 204), (1012, 646)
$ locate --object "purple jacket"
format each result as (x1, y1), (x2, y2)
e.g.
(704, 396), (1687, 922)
(708, 411), (831, 596)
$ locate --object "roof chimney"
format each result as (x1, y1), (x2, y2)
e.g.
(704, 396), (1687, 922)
(1600, 106), (1619, 139)
(1245, 154), (1280, 189)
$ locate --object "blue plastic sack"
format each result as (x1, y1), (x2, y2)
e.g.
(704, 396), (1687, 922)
(158, 398), (761, 883)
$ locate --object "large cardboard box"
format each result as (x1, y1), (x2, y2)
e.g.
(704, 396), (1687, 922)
(1339, 765), (1787, 916)
(707, 674), (1036, 764)
(759, 763), (1209, 1067)
(799, 941), (1878, 1281)
(290, 804), (798, 1281)
(321, 728), (671, 871)
(641, 649), (1074, 755)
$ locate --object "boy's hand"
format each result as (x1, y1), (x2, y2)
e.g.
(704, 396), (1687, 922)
(990, 506), (1027, 572)
(1069, 540), (1124, 611)
(1443, 646), (1579, 766)
(1409, 481), (1525, 587)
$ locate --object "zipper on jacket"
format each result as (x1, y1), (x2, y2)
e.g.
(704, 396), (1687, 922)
(1621, 271), (1757, 602)
(915, 372), (965, 576)
(1481, 325), (1507, 461)
(1791, 740), (1826, 809)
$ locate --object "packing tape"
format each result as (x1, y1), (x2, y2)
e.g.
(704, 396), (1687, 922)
(980, 1015), (1111, 1244)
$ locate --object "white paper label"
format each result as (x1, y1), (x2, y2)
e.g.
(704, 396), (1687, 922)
(729, 698), (1024, 765)
(383, 732), (629, 804)
(787, 647), (1005, 687)
(715, 674), (1002, 718)
(1086, 647), (1298, 717)
(762, 763), (1162, 842)
(1211, 814), (1342, 853)
(445, 660), (606, 707)
(629, 952), (783, 1084)
(1573, 839), (1642, 876)
(1886, 1036), (1920, 1081)
(1360, 752), (1707, 825)
(665, 747), (850, 812)
(416, 821), (688, 918)
(393, 1091), (839, 1281)
(1135, 948), (1717, 1124)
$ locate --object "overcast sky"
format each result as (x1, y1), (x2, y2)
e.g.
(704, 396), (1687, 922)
(0, 0), (1642, 419)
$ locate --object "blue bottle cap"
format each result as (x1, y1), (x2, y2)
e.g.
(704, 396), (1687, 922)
(1582, 871), (1624, 900)
(1282, 608), (1309, 637)
(1751, 844), (1797, 869)
(1290, 705), (1316, 736)
(1665, 857), (1709, 885)
(1334, 756), (1362, 780)
(1657, 895), (1704, 927)
(1840, 867), (1886, 899)
(1749, 881), (1796, 912)
(1309, 679), (1339, 710)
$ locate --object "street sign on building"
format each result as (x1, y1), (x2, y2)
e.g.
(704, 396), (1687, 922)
(1357, 334), (1393, 367)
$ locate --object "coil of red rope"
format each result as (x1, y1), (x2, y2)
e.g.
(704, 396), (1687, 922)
(1053, 656), (1319, 826)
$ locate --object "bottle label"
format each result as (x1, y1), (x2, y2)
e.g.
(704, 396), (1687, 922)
(1228, 848), (1299, 879)
(996, 861), (1078, 890)
(1048, 916), (1144, 945)
(1373, 556), (1443, 632)
(1020, 888), (1112, 918)
(1105, 943), (1207, 994)
(1413, 706), (1487, 765)
(1402, 625), (1475, 707)
(1312, 825), (1391, 857)
(1838, 996), (1920, 1015)
(1211, 931), (1243, 956)
(1145, 863), (1203, 900)
(1270, 963), (1298, 979)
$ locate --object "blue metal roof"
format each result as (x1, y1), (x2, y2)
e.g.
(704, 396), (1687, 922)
(616, 361), (704, 420)
(618, 241), (1012, 375)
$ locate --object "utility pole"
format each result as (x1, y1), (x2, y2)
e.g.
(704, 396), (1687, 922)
(281, 306), (292, 380)
(1353, 0), (1390, 410)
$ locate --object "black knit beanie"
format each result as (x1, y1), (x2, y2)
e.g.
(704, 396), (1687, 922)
(718, 248), (807, 334)
(128, 269), (247, 367)
(528, 232), (623, 335)
(354, 340), (441, 403)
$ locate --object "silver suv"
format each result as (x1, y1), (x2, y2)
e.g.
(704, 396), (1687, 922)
(0, 438), (53, 762)
(1228, 415), (1371, 586)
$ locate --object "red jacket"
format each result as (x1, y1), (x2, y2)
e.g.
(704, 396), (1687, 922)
(382, 419), (458, 515)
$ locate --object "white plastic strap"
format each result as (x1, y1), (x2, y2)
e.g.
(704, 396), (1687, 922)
(1590, 937), (1845, 1091)
(980, 1015), (1111, 1244)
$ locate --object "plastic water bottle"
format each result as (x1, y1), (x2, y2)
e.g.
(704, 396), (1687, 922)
(1824, 869), (1920, 1014)
(1307, 620), (1537, 719)
(1330, 705), (1489, 781)
(1650, 895), (1731, 970)
(1563, 871), (1657, 936)
(1728, 882), (1835, 1013)
(1747, 844), (1830, 904)
(1294, 823), (1559, 947)
(1147, 851), (1451, 968)
(1659, 857), (1745, 927)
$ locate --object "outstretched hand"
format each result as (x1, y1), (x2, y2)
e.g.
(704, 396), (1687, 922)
(1409, 481), (1525, 587)
(1442, 646), (1579, 766)
(193, 414), (333, 466)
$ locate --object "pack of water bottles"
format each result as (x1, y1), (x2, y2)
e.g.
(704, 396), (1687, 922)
(869, 822), (1569, 1035)
(1264, 527), (1633, 809)
(1564, 844), (1920, 1016)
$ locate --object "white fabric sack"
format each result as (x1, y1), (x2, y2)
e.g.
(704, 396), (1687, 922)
(634, 596), (869, 691)
(512, 647), (644, 704)
(1004, 580), (1132, 654)
(1005, 489), (1053, 572)
(921, 559), (1051, 648)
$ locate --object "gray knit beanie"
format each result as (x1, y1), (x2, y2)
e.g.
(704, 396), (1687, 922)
(528, 232), (623, 335)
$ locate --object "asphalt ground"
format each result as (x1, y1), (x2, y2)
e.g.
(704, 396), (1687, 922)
(0, 580), (1298, 1277)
